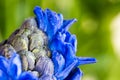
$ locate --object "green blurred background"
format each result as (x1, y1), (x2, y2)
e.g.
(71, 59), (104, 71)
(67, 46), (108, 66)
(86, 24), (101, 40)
(0, 0), (120, 80)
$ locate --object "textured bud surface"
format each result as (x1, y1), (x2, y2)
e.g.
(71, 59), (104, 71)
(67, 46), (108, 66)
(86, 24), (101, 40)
(0, 17), (53, 79)
(35, 56), (54, 76)
(0, 44), (16, 59)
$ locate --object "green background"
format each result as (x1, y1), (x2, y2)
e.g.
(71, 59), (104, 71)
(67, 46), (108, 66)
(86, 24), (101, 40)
(0, 0), (120, 80)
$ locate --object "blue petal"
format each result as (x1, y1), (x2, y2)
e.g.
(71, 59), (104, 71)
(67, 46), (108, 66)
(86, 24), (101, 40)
(64, 43), (76, 67)
(55, 60), (78, 80)
(18, 72), (38, 80)
(34, 6), (64, 40)
(45, 9), (63, 40)
(65, 32), (77, 52)
(8, 53), (22, 79)
(65, 67), (83, 80)
(0, 56), (8, 73)
(76, 57), (96, 66)
(50, 34), (66, 55)
(60, 19), (77, 32)
(45, 9), (63, 29)
(57, 13), (63, 29)
(54, 32), (66, 42)
(52, 51), (65, 74)
(34, 6), (46, 31)
(0, 69), (9, 80)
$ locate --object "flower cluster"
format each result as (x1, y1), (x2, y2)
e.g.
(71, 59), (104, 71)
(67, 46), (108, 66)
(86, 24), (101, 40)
(0, 6), (96, 80)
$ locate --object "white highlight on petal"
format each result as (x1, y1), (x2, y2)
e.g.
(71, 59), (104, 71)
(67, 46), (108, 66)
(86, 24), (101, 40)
(110, 13), (120, 58)
(13, 54), (22, 77)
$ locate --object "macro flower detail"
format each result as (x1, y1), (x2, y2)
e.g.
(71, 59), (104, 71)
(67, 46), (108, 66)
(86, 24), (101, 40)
(0, 6), (96, 80)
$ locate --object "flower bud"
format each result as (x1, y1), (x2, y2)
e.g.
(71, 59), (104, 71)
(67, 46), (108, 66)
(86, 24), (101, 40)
(10, 35), (29, 52)
(35, 57), (54, 76)
(0, 44), (16, 59)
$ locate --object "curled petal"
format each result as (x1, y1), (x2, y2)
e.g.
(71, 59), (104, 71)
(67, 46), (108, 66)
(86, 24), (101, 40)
(0, 56), (8, 72)
(0, 69), (8, 80)
(52, 51), (65, 74)
(57, 13), (63, 29)
(65, 67), (83, 80)
(34, 6), (64, 40)
(8, 53), (22, 79)
(34, 6), (46, 31)
(65, 32), (77, 52)
(64, 43), (76, 67)
(50, 36), (66, 55)
(45, 9), (63, 40)
(55, 60), (77, 80)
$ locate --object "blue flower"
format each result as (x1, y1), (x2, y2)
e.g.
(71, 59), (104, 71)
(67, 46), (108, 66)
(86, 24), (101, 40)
(0, 53), (38, 80)
(34, 6), (96, 80)
(0, 6), (96, 80)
